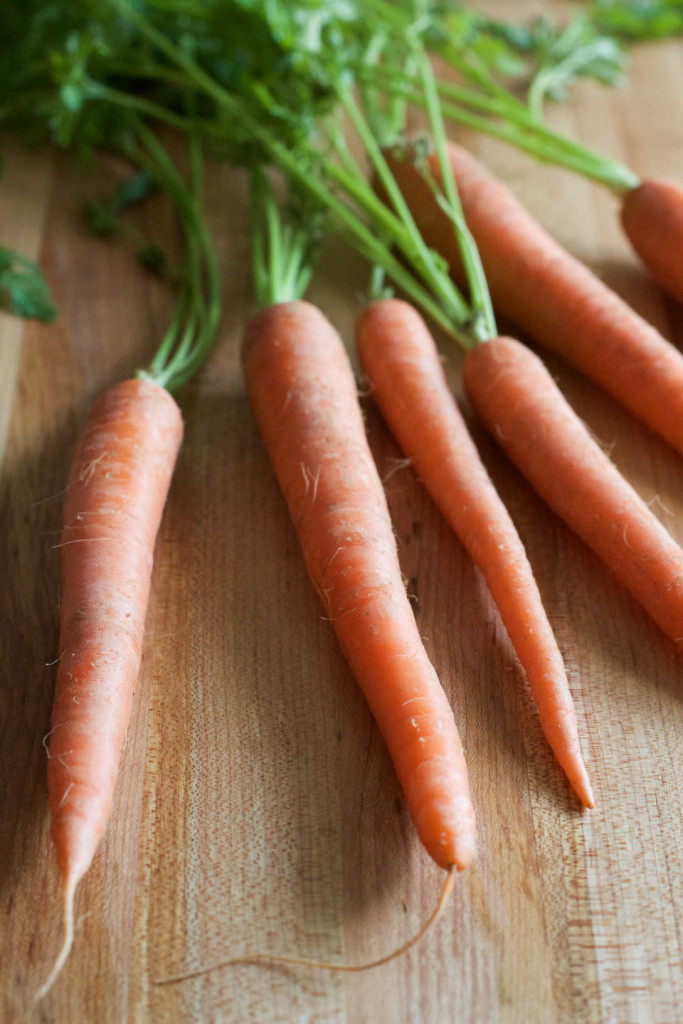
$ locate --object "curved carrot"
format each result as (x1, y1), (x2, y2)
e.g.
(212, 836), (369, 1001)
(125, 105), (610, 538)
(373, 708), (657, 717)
(355, 299), (593, 807)
(38, 377), (183, 999)
(242, 299), (476, 871)
(462, 336), (683, 645)
(621, 177), (683, 307)
(385, 142), (683, 457)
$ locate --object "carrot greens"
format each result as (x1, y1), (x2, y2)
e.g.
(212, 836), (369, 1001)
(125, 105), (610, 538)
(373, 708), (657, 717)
(0, 246), (56, 323)
(589, 0), (683, 39)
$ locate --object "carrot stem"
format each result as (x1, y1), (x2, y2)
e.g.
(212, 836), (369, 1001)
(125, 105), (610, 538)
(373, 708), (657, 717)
(336, 82), (472, 327)
(105, 0), (475, 345)
(249, 170), (318, 308)
(128, 119), (221, 392)
(414, 47), (496, 341)
(367, 67), (638, 195)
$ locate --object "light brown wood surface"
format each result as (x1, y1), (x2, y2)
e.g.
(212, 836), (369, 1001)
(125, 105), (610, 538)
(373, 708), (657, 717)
(2, 13), (683, 1024)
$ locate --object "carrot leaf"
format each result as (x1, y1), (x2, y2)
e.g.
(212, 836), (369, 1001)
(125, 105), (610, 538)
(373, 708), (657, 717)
(589, 0), (683, 39)
(0, 246), (56, 322)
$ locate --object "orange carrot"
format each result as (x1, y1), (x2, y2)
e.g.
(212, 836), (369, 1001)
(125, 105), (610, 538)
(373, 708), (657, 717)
(385, 142), (683, 457)
(462, 336), (683, 644)
(37, 377), (183, 999)
(356, 299), (593, 807)
(242, 299), (476, 871)
(621, 177), (683, 307)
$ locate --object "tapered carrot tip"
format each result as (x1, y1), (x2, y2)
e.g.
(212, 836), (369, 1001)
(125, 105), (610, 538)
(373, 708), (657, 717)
(415, 798), (476, 872)
(568, 761), (594, 809)
(538, 708), (594, 809)
(579, 777), (595, 810)
(621, 178), (683, 306)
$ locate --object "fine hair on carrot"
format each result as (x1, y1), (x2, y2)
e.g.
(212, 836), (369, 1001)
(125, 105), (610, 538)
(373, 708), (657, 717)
(385, 141), (683, 458)
(242, 298), (476, 873)
(356, 298), (593, 807)
(36, 378), (183, 1001)
(461, 336), (683, 645)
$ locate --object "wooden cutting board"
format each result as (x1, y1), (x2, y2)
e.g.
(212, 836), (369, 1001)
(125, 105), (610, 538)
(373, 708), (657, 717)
(1, 12), (682, 1024)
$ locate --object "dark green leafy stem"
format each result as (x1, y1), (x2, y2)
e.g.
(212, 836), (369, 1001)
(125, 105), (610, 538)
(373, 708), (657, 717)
(96, 60), (463, 338)
(0, 246), (57, 322)
(0, 4), (224, 389)
(130, 121), (222, 393)
(82, 170), (177, 278)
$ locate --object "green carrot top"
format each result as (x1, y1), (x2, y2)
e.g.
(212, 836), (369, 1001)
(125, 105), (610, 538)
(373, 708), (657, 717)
(5, 0), (662, 351)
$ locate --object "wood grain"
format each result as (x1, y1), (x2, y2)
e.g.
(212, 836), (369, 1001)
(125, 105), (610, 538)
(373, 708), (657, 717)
(1, 10), (683, 1023)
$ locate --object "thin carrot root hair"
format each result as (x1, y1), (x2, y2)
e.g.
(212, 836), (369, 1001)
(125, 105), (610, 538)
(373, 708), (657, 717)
(154, 864), (457, 986)
(33, 876), (77, 1004)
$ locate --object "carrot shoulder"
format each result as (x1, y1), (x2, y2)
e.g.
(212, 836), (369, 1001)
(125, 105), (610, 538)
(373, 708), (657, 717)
(462, 337), (683, 645)
(48, 378), (183, 896)
(356, 299), (593, 807)
(386, 142), (683, 457)
(242, 299), (476, 870)
(621, 177), (683, 307)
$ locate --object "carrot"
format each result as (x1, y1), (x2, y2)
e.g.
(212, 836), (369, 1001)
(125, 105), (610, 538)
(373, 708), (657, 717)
(385, 141), (683, 457)
(36, 377), (183, 1000)
(242, 298), (476, 872)
(621, 177), (683, 307)
(461, 336), (683, 645)
(33, 120), (222, 1001)
(356, 298), (593, 807)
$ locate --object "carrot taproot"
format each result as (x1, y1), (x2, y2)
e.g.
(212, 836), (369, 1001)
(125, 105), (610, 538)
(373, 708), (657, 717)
(355, 298), (593, 807)
(242, 298), (476, 872)
(156, 865), (458, 983)
(621, 177), (683, 307)
(385, 142), (683, 457)
(36, 377), (183, 1000)
(461, 335), (683, 644)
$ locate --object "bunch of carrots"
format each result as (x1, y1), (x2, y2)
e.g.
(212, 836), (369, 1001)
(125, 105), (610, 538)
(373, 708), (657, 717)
(2, 0), (683, 998)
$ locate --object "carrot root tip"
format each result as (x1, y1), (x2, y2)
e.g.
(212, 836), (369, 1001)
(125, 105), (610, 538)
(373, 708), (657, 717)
(33, 877), (77, 1004)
